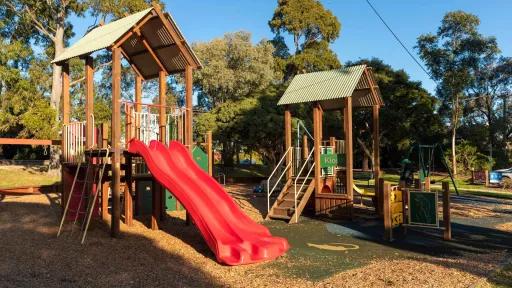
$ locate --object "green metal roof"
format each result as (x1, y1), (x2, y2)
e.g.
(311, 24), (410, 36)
(52, 8), (152, 63)
(278, 65), (371, 106)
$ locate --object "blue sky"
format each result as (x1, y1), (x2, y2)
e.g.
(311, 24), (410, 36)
(69, 0), (512, 95)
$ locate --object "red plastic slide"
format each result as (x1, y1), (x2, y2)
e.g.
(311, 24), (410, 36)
(127, 139), (289, 265)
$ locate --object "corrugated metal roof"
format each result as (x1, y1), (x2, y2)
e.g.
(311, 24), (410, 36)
(52, 7), (202, 79)
(52, 8), (152, 63)
(278, 65), (379, 106)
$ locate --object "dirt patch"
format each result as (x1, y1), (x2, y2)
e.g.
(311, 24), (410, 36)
(318, 251), (507, 288)
(1, 190), (511, 287)
(451, 202), (503, 218)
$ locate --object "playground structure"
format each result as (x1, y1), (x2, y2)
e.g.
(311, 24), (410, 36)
(400, 143), (459, 195)
(266, 65), (384, 223)
(381, 179), (451, 242)
(48, 5), (288, 264)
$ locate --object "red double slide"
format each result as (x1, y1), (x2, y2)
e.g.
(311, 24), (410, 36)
(127, 139), (289, 265)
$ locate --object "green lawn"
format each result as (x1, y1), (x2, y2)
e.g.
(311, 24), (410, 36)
(355, 171), (512, 200)
(0, 168), (59, 189)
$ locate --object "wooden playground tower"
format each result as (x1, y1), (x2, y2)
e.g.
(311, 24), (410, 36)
(52, 4), (202, 238)
(267, 65), (383, 222)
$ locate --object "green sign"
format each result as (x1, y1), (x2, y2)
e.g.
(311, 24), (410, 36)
(320, 154), (345, 168)
(408, 191), (438, 227)
(193, 146), (209, 172)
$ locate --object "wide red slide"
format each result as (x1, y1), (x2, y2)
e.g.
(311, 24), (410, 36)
(127, 139), (289, 265)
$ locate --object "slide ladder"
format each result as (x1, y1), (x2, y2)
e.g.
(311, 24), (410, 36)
(58, 148), (110, 243)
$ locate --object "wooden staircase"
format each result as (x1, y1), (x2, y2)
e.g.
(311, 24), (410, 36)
(267, 177), (315, 223)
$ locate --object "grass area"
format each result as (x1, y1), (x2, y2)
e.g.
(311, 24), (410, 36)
(214, 164), (270, 178)
(355, 171), (512, 200)
(0, 167), (59, 189)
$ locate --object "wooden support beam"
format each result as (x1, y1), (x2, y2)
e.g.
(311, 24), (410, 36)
(302, 134), (308, 160)
(135, 30), (168, 74)
(313, 103), (322, 212)
(62, 62), (70, 125)
(0, 138), (61, 146)
(185, 65), (193, 151)
(159, 70), (167, 143)
(344, 97), (354, 201)
(124, 155), (133, 226)
(442, 181), (451, 240)
(206, 131), (213, 176)
(373, 105), (381, 215)
(111, 13), (157, 49)
(119, 47), (144, 79)
(152, 4), (198, 68)
(284, 106), (292, 180)
(134, 75), (142, 140)
(135, 76), (143, 113)
(111, 47), (122, 238)
(85, 56), (94, 148)
(383, 182), (392, 241)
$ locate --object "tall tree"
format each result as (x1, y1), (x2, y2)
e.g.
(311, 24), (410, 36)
(466, 56), (512, 166)
(192, 31), (276, 109)
(269, 0), (341, 78)
(0, 0), (86, 115)
(416, 11), (497, 175)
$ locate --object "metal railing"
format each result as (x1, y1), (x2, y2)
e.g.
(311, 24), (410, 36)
(267, 146), (293, 214)
(293, 148), (315, 223)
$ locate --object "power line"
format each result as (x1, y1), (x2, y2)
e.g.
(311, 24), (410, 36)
(365, 0), (435, 82)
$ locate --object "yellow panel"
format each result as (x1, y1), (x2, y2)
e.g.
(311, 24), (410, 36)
(391, 202), (403, 214)
(390, 190), (402, 203)
(392, 213), (403, 227)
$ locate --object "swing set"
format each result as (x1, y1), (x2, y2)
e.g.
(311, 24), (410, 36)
(400, 143), (459, 195)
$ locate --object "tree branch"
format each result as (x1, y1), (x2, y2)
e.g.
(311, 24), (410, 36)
(70, 60), (112, 86)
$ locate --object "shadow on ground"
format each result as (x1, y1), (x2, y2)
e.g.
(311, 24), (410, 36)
(0, 198), (222, 287)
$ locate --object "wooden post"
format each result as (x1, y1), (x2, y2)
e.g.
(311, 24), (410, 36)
(302, 134), (308, 160)
(313, 103), (321, 212)
(442, 181), (451, 240)
(373, 105), (381, 214)
(124, 154), (133, 226)
(424, 176), (431, 192)
(344, 97), (353, 201)
(135, 75), (142, 140)
(159, 70), (167, 143)
(206, 131), (213, 176)
(284, 106), (292, 180)
(185, 65), (193, 152)
(61, 62), (70, 209)
(383, 182), (392, 241)
(111, 47), (121, 237)
(85, 56), (94, 148)
(184, 65), (193, 226)
(100, 123), (109, 221)
(378, 177), (385, 216)
(484, 169), (489, 187)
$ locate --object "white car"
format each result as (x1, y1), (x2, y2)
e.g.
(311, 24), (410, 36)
(494, 168), (512, 179)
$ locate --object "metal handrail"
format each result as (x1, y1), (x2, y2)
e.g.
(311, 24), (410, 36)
(293, 148), (315, 223)
(266, 146), (293, 213)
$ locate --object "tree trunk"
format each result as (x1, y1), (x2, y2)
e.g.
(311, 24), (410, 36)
(48, 24), (65, 176)
(451, 125), (457, 176)
(362, 153), (369, 171)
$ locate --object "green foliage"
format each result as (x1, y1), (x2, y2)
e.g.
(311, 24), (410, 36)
(195, 85), (285, 166)
(269, 0), (340, 49)
(347, 58), (444, 167)
(269, 0), (341, 78)
(87, 0), (157, 21)
(447, 140), (494, 174)
(192, 31), (276, 108)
